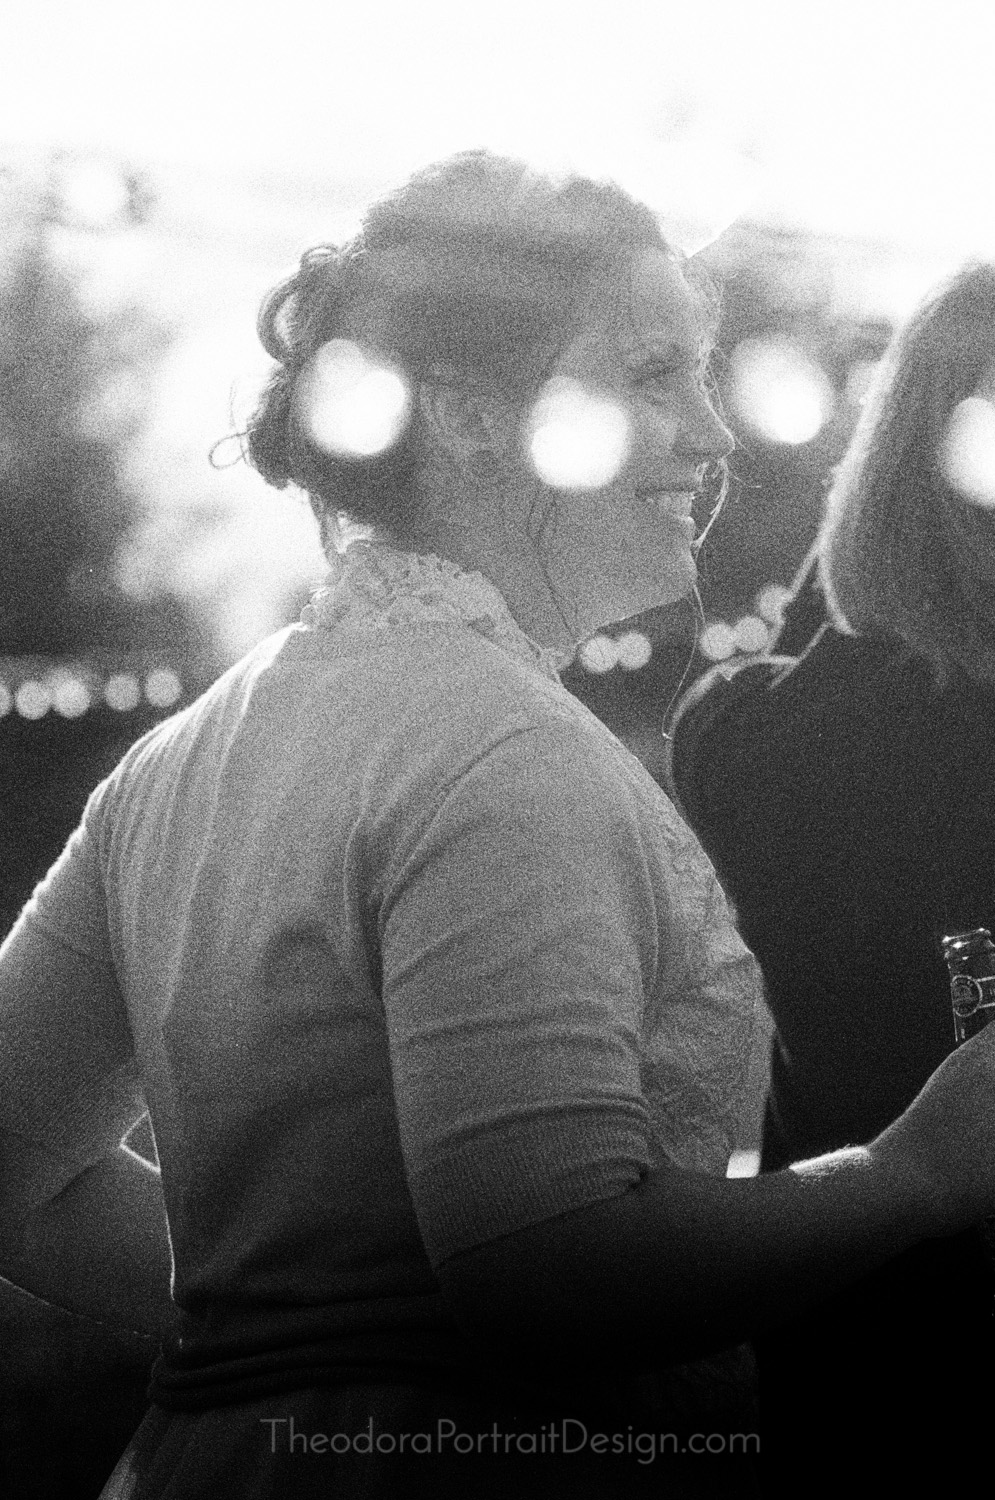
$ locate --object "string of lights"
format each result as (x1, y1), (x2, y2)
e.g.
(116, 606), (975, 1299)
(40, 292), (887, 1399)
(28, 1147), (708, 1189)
(0, 659), (184, 721)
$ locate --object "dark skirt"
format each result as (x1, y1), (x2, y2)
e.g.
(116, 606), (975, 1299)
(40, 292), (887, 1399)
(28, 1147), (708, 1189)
(99, 1380), (761, 1499)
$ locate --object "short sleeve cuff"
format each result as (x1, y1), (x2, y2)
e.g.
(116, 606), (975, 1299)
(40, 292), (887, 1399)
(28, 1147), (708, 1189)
(408, 1109), (651, 1266)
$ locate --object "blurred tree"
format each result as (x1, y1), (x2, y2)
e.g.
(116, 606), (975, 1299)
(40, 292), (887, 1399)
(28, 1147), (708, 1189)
(0, 157), (181, 655)
(0, 165), (192, 1499)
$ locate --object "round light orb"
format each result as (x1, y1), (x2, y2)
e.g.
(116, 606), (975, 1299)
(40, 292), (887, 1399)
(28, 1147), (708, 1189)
(145, 668), (182, 709)
(105, 673), (141, 712)
(615, 630), (653, 671)
(728, 337), (836, 446)
(732, 615), (772, 654)
(698, 621), (738, 662)
(15, 681), (51, 720)
(754, 583), (793, 627)
(51, 674), (92, 718)
(939, 397), (995, 507)
(526, 378), (631, 490)
(578, 634), (618, 674)
(300, 340), (411, 460)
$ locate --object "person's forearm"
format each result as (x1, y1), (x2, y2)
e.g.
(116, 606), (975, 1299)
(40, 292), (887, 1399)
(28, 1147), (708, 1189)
(1, 1147), (174, 1338)
(439, 1141), (950, 1368)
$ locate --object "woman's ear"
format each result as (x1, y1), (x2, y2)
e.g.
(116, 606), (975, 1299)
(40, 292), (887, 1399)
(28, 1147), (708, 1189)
(418, 378), (518, 468)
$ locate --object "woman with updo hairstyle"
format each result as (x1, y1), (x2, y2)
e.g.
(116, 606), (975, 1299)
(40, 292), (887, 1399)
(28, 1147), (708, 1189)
(5, 154), (995, 1500)
(247, 152), (698, 555)
(670, 261), (995, 1483)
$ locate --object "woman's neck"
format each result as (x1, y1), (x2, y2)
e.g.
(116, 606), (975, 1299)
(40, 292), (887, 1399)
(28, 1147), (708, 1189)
(423, 522), (579, 653)
(381, 470), (584, 654)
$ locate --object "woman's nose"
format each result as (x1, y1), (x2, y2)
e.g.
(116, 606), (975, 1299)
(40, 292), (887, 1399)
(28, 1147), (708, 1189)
(680, 391), (734, 465)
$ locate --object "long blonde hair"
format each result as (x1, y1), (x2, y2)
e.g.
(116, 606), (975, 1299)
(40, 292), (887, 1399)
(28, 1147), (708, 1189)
(818, 262), (995, 684)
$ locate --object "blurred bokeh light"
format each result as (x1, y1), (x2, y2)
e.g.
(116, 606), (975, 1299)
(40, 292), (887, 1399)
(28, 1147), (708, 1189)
(50, 670), (92, 719)
(727, 336), (836, 445)
(15, 681), (51, 720)
(577, 629), (655, 675)
(698, 621), (738, 662)
(731, 614), (771, 653)
(755, 582), (794, 628)
(104, 673), (141, 712)
(615, 631), (653, 670)
(939, 396), (995, 507)
(526, 378), (631, 490)
(300, 340), (411, 461)
(145, 667), (183, 708)
(578, 634), (618, 674)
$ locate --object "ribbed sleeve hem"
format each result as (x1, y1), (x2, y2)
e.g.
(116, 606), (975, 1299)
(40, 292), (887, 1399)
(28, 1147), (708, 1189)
(408, 1112), (651, 1266)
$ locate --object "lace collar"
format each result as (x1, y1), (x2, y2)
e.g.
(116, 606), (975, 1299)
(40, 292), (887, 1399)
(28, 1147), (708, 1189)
(300, 542), (571, 682)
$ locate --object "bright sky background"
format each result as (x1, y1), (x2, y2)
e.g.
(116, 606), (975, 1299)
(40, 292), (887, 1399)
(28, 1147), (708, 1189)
(4, 0), (995, 250)
(7, 0), (995, 659)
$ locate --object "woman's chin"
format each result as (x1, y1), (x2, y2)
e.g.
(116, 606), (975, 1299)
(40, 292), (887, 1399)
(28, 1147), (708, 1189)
(633, 554), (698, 615)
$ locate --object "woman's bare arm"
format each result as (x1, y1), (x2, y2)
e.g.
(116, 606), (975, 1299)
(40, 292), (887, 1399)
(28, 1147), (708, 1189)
(0, 1141), (174, 1337)
(438, 1026), (995, 1366)
(0, 910), (173, 1337)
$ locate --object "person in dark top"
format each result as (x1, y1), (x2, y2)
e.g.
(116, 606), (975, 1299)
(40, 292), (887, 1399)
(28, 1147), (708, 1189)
(670, 262), (995, 1476)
